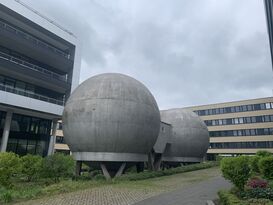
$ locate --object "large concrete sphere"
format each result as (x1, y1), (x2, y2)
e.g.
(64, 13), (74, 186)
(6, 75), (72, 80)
(161, 109), (209, 162)
(63, 73), (161, 162)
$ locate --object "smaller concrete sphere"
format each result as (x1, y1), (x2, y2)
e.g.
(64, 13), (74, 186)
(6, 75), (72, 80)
(62, 73), (161, 162)
(161, 109), (209, 162)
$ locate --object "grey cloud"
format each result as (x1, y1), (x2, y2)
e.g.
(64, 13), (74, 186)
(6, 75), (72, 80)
(22, 0), (272, 109)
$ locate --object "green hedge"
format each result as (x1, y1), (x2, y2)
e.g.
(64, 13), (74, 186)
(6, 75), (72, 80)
(116, 161), (218, 181)
(218, 190), (244, 205)
(259, 156), (273, 180)
(218, 190), (273, 205)
(220, 156), (251, 191)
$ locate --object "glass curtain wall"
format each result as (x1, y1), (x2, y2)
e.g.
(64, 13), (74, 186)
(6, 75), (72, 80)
(6, 113), (52, 156)
(0, 111), (7, 147)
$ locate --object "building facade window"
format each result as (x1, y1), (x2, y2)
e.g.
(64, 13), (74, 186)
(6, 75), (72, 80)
(194, 102), (273, 116)
(210, 141), (273, 149)
(209, 127), (273, 137)
(0, 74), (65, 105)
(204, 115), (273, 127)
(6, 113), (52, 156)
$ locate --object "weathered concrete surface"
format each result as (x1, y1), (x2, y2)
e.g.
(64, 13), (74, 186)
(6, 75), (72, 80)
(161, 109), (209, 162)
(63, 73), (161, 162)
(133, 176), (231, 205)
(153, 122), (172, 154)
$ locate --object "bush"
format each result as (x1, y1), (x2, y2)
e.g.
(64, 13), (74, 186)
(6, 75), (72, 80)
(256, 151), (272, 157)
(269, 181), (273, 189)
(246, 198), (273, 205)
(0, 152), (21, 188)
(246, 176), (268, 189)
(218, 190), (244, 205)
(219, 190), (273, 205)
(220, 156), (251, 190)
(21, 154), (42, 181)
(0, 191), (12, 203)
(117, 161), (218, 181)
(243, 188), (273, 200)
(250, 156), (261, 174)
(94, 174), (106, 181)
(41, 153), (75, 182)
(259, 156), (273, 180)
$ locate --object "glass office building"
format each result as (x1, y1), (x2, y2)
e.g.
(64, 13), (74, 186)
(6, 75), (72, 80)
(0, 1), (80, 156)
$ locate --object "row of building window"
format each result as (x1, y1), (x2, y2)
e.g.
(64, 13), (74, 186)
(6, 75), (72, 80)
(0, 75), (64, 100)
(210, 141), (273, 149)
(9, 114), (52, 135)
(209, 128), (273, 137)
(194, 102), (273, 116)
(0, 19), (70, 59)
(205, 115), (273, 126)
(6, 138), (48, 156)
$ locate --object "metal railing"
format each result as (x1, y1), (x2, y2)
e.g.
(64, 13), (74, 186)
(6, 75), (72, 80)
(14, 0), (76, 38)
(0, 51), (67, 82)
(0, 20), (70, 59)
(0, 84), (64, 106)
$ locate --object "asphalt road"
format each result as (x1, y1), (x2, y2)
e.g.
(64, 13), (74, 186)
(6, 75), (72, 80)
(133, 176), (231, 205)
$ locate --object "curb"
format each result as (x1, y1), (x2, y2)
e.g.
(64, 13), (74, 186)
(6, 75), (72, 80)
(206, 200), (215, 205)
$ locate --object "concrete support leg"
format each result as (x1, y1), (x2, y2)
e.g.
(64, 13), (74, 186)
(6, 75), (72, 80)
(100, 163), (111, 180)
(75, 161), (82, 176)
(115, 162), (126, 177)
(0, 110), (13, 152)
(47, 119), (58, 156)
(148, 152), (154, 171)
(153, 154), (162, 171)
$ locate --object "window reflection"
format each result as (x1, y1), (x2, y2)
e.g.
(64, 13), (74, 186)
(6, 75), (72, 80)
(6, 113), (51, 156)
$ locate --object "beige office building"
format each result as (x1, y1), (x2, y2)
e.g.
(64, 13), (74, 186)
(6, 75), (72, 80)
(186, 97), (273, 159)
(54, 97), (273, 158)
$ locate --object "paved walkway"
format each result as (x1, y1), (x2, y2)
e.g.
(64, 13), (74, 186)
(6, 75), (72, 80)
(15, 167), (229, 205)
(133, 176), (231, 205)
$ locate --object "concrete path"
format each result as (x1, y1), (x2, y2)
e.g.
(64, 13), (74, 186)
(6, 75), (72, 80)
(15, 167), (228, 205)
(133, 176), (231, 205)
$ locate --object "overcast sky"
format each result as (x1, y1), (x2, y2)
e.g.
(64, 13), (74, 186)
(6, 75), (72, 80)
(22, 0), (273, 109)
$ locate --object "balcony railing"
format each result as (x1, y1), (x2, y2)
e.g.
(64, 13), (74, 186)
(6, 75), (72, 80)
(0, 51), (67, 82)
(0, 20), (70, 59)
(0, 84), (64, 106)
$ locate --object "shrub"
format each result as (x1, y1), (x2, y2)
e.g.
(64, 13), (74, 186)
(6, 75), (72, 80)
(243, 188), (273, 200)
(94, 174), (106, 181)
(41, 153), (75, 182)
(218, 190), (244, 205)
(250, 155), (261, 174)
(117, 161), (218, 181)
(246, 176), (268, 189)
(0, 191), (12, 203)
(269, 181), (273, 189)
(21, 154), (42, 181)
(246, 198), (273, 205)
(0, 152), (21, 188)
(256, 151), (272, 157)
(259, 156), (273, 180)
(220, 156), (251, 190)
